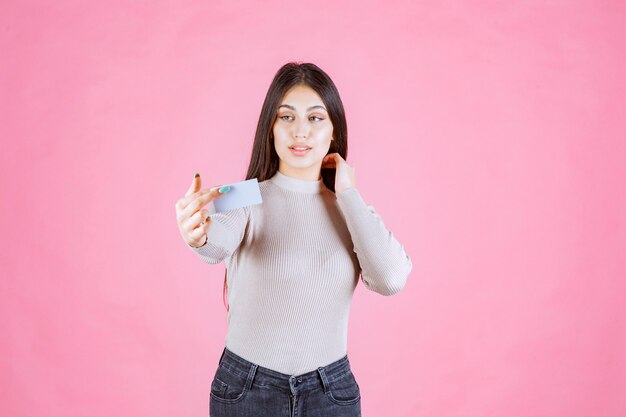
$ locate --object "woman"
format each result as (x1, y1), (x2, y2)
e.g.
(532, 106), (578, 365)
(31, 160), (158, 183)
(175, 62), (413, 417)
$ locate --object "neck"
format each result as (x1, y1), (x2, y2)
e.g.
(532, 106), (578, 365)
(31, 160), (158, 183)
(269, 170), (326, 194)
(277, 164), (323, 181)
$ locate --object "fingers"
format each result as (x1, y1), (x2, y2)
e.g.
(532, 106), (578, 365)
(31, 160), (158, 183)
(185, 172), (202, 198)
(187, 218), (209, 247)
(183, 187), (224, 217)
(178, 183), (223, 214)
(185, 209), (211, 233)
(175, 173), (231, 220)
(188, 227), (208, 246)
(176, 173), (226, 247)
(178, 189), (208, 211)
(176, 173), (207, 213)
(175, 174), (232, 244)
(322, 153), (341, 168)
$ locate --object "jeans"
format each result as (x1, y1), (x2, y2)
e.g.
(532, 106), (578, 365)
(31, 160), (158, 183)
(209, 346), (362, 417)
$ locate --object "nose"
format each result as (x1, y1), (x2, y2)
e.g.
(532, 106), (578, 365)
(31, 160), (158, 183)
(293, 119), (310, 139)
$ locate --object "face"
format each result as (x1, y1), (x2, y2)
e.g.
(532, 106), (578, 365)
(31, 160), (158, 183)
(272, 84), (334, 180)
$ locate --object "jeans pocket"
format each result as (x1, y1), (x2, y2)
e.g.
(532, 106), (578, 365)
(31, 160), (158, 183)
(327, 370), (361, 406)
(209, 365), (251, 404)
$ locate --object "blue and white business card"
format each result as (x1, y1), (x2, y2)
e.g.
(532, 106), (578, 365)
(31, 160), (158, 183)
(209, 178), (263, 214)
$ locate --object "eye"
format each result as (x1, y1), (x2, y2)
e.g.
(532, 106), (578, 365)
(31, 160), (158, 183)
(310, 116), (324, 122)
(279, 115), (293, 121)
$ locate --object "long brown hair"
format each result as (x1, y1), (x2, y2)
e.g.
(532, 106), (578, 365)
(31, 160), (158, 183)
(222, 61), (349, 311)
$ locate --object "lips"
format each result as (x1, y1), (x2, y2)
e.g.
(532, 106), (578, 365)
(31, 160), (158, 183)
(290, 146), (312, 156)
(290, 146), (311, 150)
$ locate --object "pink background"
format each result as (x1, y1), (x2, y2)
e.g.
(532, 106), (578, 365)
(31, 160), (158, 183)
(2, 1), (625, 416)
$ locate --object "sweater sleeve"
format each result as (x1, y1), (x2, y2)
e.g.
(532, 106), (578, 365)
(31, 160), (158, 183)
(335, 186), (413, 296)
(187, 204), (250, 264)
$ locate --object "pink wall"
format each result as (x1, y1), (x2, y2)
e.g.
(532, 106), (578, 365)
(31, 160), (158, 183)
(2, 1), (625, 416)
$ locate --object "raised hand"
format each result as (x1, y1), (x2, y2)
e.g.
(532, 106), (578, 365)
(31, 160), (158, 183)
(321, 153), (356, 196)
(175, 173), (231, 248)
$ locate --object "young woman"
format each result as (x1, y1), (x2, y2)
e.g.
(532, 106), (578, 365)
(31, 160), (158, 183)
(175, 62), (413, 417)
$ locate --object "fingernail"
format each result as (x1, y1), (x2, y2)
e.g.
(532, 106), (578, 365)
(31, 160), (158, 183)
(218, 185), (231, 193)
(195, 172), (200, 178)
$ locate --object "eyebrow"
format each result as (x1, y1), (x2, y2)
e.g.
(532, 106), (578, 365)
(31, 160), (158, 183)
(278, 104), (327, 112)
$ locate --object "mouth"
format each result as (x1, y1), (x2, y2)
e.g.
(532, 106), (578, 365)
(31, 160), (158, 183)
(290, 146), (312, 156)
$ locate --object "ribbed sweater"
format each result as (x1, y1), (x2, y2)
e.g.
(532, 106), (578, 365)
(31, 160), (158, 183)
(188, 170), (413, 375)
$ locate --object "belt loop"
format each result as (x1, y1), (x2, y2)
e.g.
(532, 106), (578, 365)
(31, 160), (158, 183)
(317, 366), (330, 394)
(246, 364), (258, 390)
(218, 346), (226, 365)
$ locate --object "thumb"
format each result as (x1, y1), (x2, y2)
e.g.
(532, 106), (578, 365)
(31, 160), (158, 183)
(184, 172), (202, 197)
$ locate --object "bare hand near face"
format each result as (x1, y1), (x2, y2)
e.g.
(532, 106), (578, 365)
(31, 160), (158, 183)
(321, 153), (356, 196)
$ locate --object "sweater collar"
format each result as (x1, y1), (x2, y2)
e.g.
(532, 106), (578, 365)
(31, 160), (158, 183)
(269, 170), (326, 194)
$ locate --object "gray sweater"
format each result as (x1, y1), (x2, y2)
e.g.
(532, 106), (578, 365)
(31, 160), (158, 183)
(188, 170), (413, 375)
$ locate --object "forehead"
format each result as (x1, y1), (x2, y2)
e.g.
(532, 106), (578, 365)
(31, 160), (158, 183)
(279, 85), (324, 108)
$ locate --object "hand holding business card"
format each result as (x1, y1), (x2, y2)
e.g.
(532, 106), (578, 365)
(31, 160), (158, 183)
(177, 174), (263, 248)
(209, 178), (263, 214)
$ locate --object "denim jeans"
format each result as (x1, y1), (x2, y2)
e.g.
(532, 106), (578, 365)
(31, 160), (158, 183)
(209, 346), (362, 417)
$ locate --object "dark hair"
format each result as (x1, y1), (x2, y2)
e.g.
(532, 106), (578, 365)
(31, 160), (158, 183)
(222, 61), (349, 311)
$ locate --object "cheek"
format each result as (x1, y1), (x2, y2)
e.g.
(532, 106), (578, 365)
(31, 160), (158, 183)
(274, 136), (288, 148)
(320, 128), (333, 147)
(317, 124), (333, 140)
(272, 128), (287, 145)
(275, 139), (290, 153)
(273, 126), (292, 143)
